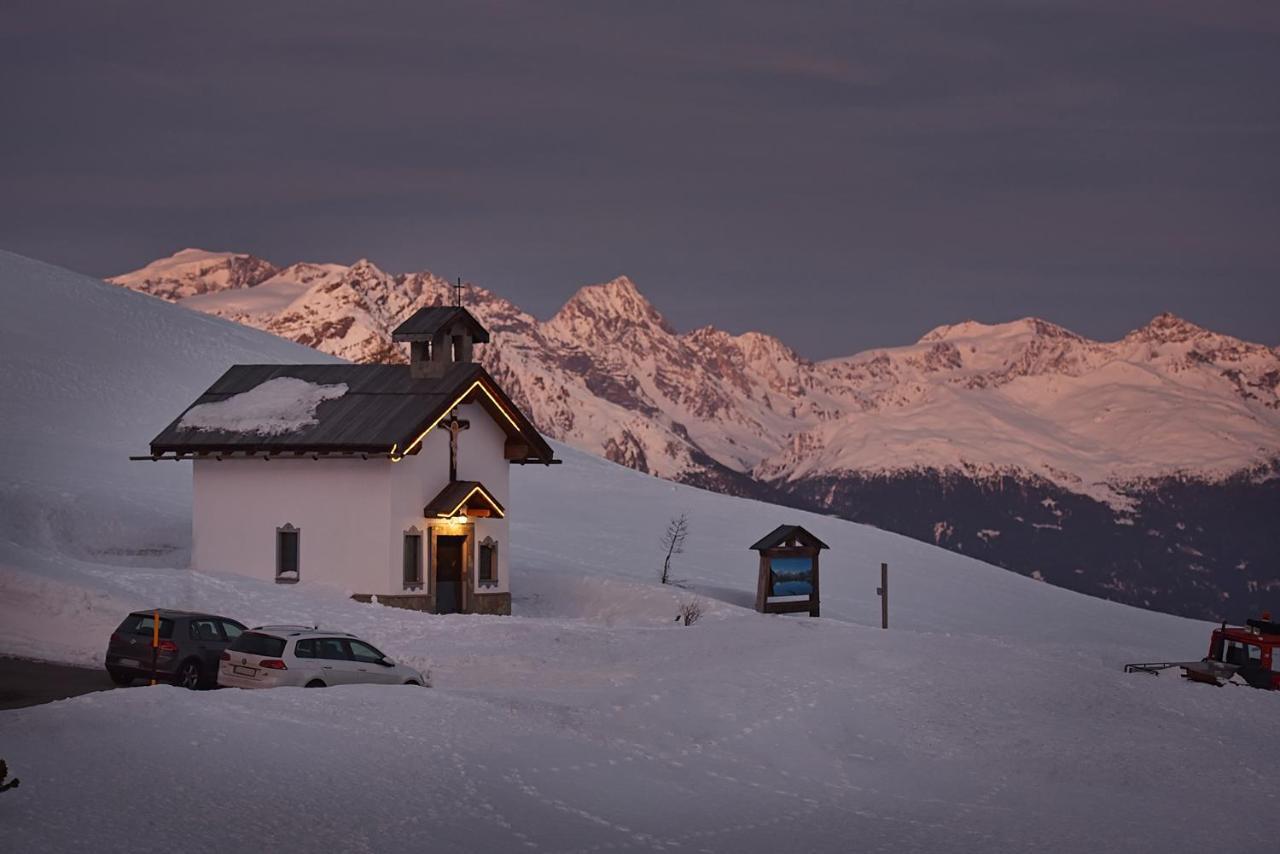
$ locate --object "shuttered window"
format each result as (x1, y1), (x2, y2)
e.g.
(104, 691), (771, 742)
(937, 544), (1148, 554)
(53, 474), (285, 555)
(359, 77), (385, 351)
(276, 526), (300, 582)
(479, 538), (497, 585)
(403, 531), (423, 589)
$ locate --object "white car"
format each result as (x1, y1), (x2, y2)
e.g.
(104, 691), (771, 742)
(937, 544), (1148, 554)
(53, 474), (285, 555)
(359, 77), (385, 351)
(217, 625), (426, 689)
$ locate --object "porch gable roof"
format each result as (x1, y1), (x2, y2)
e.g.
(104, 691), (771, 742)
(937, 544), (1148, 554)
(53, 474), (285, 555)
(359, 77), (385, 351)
(423, 480), (506, 519)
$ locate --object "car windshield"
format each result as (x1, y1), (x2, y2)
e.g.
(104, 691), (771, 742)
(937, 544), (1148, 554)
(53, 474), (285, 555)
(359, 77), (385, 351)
(120, 613), (174, 639)
(348, 640), (385, 663)
(228, 632), (286, 657)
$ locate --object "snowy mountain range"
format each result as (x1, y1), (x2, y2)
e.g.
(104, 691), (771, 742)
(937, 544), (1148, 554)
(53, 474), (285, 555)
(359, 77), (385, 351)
(110, 249), (1280, 619)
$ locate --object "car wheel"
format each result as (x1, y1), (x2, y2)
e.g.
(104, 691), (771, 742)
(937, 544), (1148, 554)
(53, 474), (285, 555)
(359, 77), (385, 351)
(176, 660), (202, 690)
(107, 668), (133, 687)
(305, 679), (326, 688)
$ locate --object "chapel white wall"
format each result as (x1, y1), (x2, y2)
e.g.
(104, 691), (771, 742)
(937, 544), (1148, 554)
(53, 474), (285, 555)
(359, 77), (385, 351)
(193, 400), (516, 599)
(192, 458), (391, 591)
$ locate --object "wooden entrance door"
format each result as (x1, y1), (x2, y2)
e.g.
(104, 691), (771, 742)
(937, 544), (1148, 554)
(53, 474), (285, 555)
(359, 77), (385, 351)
(434, 535), (466, 614)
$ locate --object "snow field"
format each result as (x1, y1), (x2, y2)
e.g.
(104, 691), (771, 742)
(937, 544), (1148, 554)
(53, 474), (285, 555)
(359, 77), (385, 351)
(3, 590), (1276, 853)
(2, 250), (1278, 852)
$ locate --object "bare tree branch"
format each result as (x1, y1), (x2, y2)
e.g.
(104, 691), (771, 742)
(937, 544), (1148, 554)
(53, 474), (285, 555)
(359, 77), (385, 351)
(660, 513), (688, 585)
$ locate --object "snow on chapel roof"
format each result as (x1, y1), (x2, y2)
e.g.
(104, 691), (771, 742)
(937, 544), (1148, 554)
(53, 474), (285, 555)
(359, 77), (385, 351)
(178, 377), (348, 436)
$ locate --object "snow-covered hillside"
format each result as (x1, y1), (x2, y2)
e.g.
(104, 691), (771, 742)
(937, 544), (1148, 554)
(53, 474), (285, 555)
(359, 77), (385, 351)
(4, 250), (1279, 852)
(108, 250), (1280, 619)
(0, 251), (338, 570)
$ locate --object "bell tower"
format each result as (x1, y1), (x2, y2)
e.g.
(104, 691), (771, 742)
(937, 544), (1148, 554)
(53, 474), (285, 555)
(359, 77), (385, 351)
(392, 305), (490, 379)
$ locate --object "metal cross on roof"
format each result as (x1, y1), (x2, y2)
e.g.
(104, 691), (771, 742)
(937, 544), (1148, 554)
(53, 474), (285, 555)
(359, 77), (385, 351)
(451, 277), (465, 307)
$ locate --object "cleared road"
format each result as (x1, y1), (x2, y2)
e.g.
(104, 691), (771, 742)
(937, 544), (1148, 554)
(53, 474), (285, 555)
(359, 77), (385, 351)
(0, 657), (115, 710)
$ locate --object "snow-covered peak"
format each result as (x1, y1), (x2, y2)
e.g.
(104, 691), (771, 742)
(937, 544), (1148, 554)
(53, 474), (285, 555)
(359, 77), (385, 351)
(736, 330), (806, 363)
(918, 317), (1084, 345)
(347, 258), (387, 277)
(548, 275), (675, 339)
(164, 248), (241, 266)
(918, 319), (989, 343)
(1115, 313), (1276, 381)
(684, 326), (802, 363)
(109, 249), (279, 300)
(266, 262), (349, 288)
(683, 324), (731, 347)
(1124, 312), (1211, 345)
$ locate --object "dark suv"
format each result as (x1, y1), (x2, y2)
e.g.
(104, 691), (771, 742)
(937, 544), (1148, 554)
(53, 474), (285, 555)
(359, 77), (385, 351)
(105, 610), (247, 689)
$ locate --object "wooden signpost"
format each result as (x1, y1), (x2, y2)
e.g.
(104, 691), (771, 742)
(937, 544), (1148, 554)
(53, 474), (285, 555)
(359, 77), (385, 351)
(750, 525), (830, 618)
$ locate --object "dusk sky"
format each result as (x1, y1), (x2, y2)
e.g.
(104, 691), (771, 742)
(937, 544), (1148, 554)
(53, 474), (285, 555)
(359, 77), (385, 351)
(3, 1), (1277, 358)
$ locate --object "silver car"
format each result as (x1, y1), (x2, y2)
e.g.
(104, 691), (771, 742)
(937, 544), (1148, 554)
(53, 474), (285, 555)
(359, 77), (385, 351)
(217, 625), (426, 689)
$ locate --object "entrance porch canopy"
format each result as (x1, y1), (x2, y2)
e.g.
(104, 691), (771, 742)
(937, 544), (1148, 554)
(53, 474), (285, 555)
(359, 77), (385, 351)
(424, 480), (505, 519)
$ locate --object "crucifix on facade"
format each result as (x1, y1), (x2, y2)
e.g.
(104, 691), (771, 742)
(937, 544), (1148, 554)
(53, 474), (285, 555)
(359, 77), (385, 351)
(445, 411), (470, 482)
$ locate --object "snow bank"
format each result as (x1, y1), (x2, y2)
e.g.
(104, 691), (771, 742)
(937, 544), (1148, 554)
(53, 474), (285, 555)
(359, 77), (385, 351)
(4, 607), (1278, 854)
(178, 377), (347, 435)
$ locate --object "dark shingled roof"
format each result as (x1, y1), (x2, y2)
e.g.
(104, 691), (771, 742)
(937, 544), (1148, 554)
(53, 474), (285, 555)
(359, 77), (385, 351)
(391, 306), (490, 343)
(148, 361), (554, 463)
(423, 480), (506, 518)
(749, 525), (829, 552)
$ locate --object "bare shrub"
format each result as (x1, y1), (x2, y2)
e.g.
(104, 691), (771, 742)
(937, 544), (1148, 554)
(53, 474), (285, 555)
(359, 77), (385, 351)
(677, 599), (703, 626)
(0, 759), (19, 793)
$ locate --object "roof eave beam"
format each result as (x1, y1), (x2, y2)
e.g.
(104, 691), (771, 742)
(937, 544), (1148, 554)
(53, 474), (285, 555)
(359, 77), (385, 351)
(131, 451), (393, 462)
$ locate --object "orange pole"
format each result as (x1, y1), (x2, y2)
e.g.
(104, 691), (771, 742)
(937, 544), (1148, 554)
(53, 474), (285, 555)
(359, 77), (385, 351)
(150, 608), (159, 685)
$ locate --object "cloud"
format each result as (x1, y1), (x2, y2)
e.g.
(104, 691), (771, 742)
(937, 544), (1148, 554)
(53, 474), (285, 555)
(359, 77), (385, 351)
(1, 1), (1276, 356)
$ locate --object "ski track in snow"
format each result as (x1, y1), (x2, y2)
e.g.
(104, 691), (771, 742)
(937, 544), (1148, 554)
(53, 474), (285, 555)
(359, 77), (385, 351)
(2, 249), (1279, 853)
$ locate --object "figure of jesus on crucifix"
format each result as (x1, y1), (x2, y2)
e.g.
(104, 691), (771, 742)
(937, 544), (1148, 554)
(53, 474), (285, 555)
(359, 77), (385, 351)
(445, 411), (470, 482)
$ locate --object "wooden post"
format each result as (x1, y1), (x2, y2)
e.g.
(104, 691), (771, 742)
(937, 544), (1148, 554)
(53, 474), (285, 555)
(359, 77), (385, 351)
(755, 553), (769, 613)
(150, 608), (159, 685)
(809, 550), (820, 618)
(876, 563), (888, 629)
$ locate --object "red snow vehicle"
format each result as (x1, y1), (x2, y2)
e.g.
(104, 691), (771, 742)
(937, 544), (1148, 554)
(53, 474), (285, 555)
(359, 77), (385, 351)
(1125, 613), (1280, 690)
